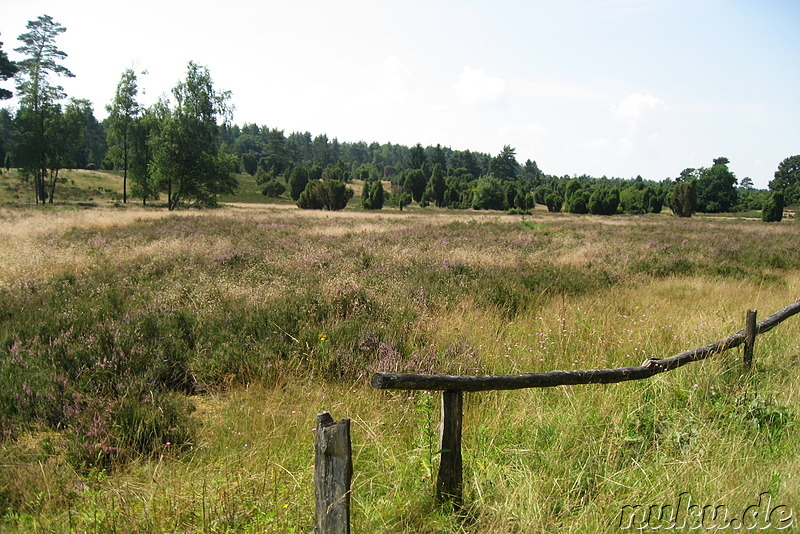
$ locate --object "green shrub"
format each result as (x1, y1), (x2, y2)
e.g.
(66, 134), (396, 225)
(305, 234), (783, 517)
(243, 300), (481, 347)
(472, 176), (507, 211)
(545, 192), (563, 212)
(362, 180), (385, 210)
(288, 165), (310, 200)
(670, 180), (697, 217)
(565, 189), (589, 214)
(534, 185), (550, 205)
(620, 184), (647, 214)
(647, 186), (664, 213)
(254, 166), (274, 185)
(65, 392), (197, 470)
(297, 179), (354, 210)
(761, 191), (784, 222)
(260, 178), (286, 197)
(588, 188), (619, 215)
(241, 153), (257, 176)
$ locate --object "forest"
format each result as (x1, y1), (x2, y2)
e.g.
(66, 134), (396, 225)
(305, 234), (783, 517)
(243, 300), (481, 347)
(1, 15), (798, 220)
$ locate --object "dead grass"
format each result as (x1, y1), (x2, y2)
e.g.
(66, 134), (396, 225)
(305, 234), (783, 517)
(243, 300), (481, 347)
(1, 203), (799, 533)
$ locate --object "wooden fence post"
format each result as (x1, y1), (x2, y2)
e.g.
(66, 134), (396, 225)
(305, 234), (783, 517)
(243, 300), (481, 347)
(315, 412), (352, 534)
(744, 309), (757, 369)
(436, 390), (463, 510)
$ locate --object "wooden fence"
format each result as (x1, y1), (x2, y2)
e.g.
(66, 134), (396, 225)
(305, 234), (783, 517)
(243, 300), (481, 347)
(315, 300), (800, 531)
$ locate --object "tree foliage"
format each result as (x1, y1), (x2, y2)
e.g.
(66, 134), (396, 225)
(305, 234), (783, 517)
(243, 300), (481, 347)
(129, 108), (159, 205)
(13, 14), (74, 204)
(2, 27), (791, 223)
(0, 108), (12, 168)
(403, 168), (427, 203)
(670, 180), (697, 217)
(0, 37), (18, 100)
(261, 179), (286, 198)
(769, 155), (800, 206)
(588, 188), (619, 215)
(14, 15), (74, 100)
(647, 186), (664, 214)
(288, 165), (310, 200)
(450, 150), (481, 180)
(489, 145), (519, 181)
(150, 62), (237, 210)
(565, 188), (589, 214)
(427, 163), (446, 207)
(107, 69), (140, 203)
(761, 191), (784, 223)
(545, 192), (563, 213)
(362, 179), (385, 210)
(297, 179), (353, 210)
(696, 157), (737, 213)
(408, 143), (426, 170)
(241, 153), (257, 176)
(472, 176), (507, 210)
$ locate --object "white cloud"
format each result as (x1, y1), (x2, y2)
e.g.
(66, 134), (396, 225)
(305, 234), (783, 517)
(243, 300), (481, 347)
(454, 66), (507, 106)
(610, 93), (668, 128)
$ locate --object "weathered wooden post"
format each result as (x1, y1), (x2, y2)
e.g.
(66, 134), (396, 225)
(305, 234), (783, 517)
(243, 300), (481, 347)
(436, 390), (464, 510)
(744, 309), (757, 369)
(315, 412), (352, 534)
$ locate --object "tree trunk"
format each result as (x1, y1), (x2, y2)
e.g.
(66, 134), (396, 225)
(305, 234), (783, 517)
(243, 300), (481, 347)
(37, 170), (46, 204)
(49, 168), (58, 204)
(167, 179), (173, 211)
(123, 142), (128, 204)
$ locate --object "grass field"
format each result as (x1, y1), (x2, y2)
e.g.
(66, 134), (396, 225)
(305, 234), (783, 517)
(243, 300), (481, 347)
(0, 171), (799, 532)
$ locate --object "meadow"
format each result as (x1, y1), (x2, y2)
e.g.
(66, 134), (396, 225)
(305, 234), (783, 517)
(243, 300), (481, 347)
(0, 182), (799, 532)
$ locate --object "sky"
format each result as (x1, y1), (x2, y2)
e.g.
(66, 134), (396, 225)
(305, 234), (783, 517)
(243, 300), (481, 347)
(1, 0), (798, 188)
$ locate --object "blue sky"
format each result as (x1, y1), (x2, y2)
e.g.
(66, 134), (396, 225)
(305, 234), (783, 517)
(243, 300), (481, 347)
(2, 0), (798, 187)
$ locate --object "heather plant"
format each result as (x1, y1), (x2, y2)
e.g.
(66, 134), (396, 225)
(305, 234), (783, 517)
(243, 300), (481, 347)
(111, 390), (197, 460)
(0, 205), (799, 532)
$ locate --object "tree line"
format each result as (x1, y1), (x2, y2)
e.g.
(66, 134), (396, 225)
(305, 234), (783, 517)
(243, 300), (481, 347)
(0, 15), (797, 219)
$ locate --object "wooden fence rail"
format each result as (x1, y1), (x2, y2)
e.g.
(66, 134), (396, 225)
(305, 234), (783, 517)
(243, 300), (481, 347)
(371, 300), (800, 392)
(368, 299), (800, 508)
(314, 300), (800, 524)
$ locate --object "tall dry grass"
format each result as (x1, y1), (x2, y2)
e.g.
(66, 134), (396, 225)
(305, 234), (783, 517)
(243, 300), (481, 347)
(0, 204), (798, 532)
